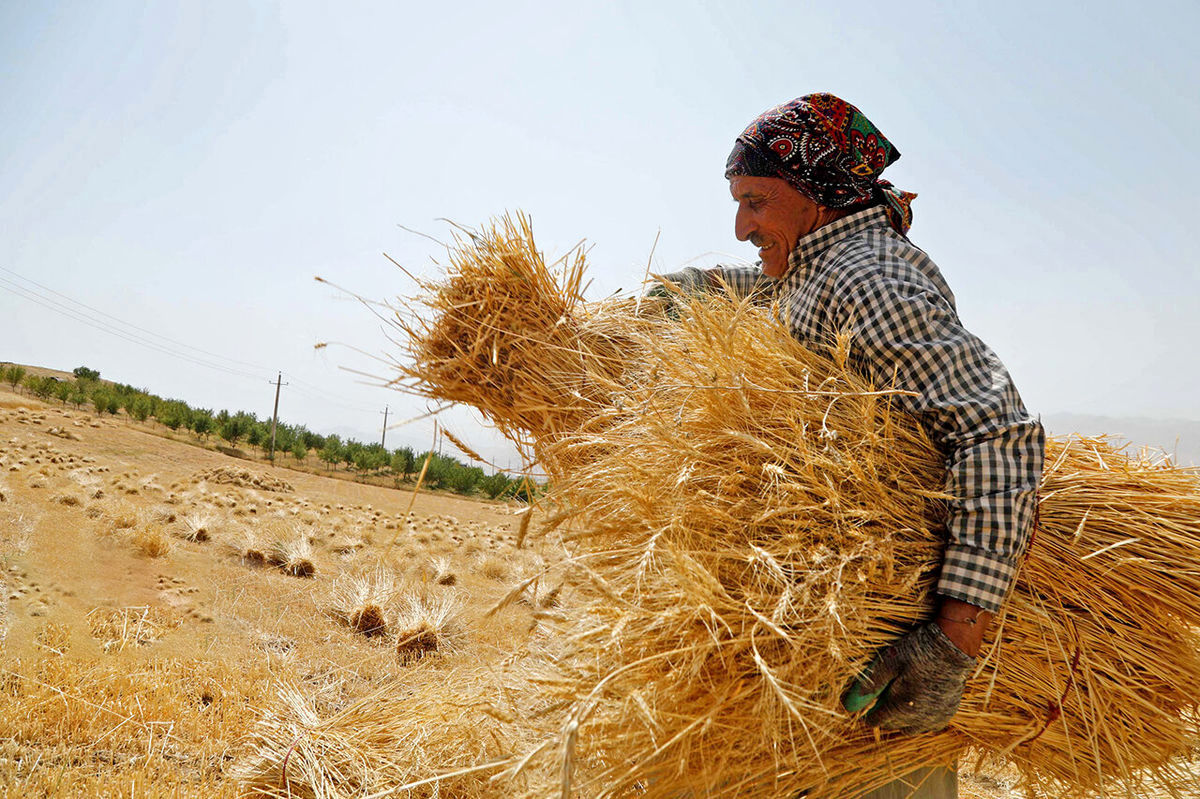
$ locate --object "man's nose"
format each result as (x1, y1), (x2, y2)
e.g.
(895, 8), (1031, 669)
(734, 207), (753, 242)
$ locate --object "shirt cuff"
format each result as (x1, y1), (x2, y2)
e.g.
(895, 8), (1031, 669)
(936, 544), (1020, 613)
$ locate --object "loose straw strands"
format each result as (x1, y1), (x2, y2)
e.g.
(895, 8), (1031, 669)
(387, 212), (652, 474)
(235, 669), (559, 799)
(242, 214), (1200, 799)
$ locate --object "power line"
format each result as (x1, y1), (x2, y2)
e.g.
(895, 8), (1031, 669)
(0, 278), (266, 381)
(0, 265), (269, 372)
(1, 266), (421, 442)
(282, 377), (380, 415)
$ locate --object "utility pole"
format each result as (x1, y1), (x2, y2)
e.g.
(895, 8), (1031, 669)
(380, 405), (389, 448)
(267, 372), (288, 465)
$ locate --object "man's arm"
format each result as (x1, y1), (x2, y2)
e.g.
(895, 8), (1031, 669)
(834, 270), (1044, 615)
(834, 265), (1044, 733)
(648, 265), (771, 302)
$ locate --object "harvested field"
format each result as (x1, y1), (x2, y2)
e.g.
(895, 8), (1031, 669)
(0, 388), (539, 797)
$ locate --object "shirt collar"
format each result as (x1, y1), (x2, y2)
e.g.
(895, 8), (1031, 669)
(782, 205), (891, 282)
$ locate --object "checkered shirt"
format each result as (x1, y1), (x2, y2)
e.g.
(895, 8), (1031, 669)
(711, 206), (1045, 612)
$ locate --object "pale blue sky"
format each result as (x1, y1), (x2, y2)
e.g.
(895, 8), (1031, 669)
(2, 1), (1198, 467)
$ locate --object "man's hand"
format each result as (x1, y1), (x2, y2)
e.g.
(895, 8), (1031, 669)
(841, 604), (983, 734)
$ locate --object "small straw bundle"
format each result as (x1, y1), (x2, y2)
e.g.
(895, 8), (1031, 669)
(328, 569), (398, 638)
(249, 214), (1200, 798)
(393, 592), (464, 665)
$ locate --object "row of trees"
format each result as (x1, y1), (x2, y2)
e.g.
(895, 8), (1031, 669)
(1, 363), (532, 500)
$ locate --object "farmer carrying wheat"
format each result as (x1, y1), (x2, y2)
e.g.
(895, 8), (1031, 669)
(653, 93), (1046, 799)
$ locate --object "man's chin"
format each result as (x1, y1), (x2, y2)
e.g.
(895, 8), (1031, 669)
(761, 259), (788, 280)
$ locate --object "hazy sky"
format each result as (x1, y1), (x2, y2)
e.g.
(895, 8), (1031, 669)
(3, 1), (1198, 469)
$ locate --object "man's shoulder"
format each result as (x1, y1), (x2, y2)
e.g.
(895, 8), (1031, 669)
(820, 224), (952, 304)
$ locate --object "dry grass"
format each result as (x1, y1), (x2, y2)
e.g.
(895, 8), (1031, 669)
(179, 510), (213, 542)
(86, 605), (183, 652)
(104, 500), (139, 532)
(131, 521), (172, 558)
(235, 667), (555, 799)
(0, 657), (268, 798)
(430, 555), (456, 586)
(477, 552), (509, 581)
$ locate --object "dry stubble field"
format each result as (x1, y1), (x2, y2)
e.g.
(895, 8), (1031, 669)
(0, 385), (1016, 798)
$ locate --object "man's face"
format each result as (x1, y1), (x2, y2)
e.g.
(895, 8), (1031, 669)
(729, 175), (825, 279)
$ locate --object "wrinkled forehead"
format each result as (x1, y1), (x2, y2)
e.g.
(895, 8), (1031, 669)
(728, 175), (792, 199)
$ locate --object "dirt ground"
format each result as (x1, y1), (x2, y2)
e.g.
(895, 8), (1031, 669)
(0, 385), (1018, 798)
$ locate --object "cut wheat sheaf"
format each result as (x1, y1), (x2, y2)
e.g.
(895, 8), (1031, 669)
(240, 212), (1200, 798)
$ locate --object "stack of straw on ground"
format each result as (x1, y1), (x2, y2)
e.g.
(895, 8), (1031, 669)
(242, 214), (1200, 798)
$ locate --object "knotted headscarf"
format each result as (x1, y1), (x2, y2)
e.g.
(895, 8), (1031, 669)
(725, 93), (917, 235)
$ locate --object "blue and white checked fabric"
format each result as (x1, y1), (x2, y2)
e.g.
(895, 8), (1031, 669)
(712, 206), (1044, 612)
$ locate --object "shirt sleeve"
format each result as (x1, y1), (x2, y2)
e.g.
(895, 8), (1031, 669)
(709, 265), (774, 302)
(832, 269), (1045, 612)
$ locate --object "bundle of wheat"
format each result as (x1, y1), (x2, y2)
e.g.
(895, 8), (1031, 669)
(244, 215), (1200, 798)
(515, 295), (1200, 797)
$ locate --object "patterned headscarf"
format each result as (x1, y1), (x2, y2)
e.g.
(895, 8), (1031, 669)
(725, 93), (917, 235)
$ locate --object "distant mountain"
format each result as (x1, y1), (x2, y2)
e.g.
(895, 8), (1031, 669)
(1042, 414), (1200, 467)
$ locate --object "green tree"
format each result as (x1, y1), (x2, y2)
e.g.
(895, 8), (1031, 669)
(480, 472), (513, 499)
(319, 435), (343, 469)
(390, 447), (415, 480)
(53, 379), (74, 405)
(291, 439), (308, 462)
(26, 375), (56, 400)
(273, 424), (296, 454)
(67, 382), (88, 408)
(190, 409), (213, 438)
(423, 452), (455, 489)
(73, 366), (100, 382)
(449, 465), (485, 494)
(342, 439), (363, 470)
(90, 390), (110, 415)
(156, 400), (191, 431)
(247, 423), (265, 452)
(129, 396), (154, 422)
(506, 477), (543, 503)
(218, 411), (251, 446)
(4, 366), (26, 392)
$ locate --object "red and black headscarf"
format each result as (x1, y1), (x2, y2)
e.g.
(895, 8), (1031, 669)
(725, 93), (917, 235)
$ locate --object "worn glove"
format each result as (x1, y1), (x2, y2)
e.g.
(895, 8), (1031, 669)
(841, 621), (974, 735)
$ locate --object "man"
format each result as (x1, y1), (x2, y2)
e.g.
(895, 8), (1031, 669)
(655, 94), (1045, 799)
